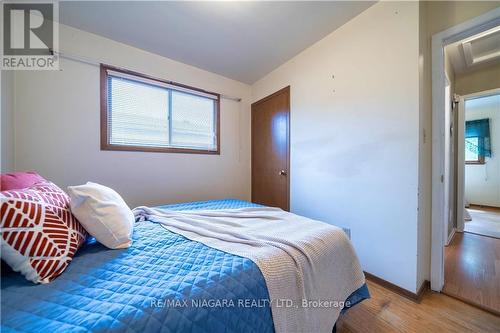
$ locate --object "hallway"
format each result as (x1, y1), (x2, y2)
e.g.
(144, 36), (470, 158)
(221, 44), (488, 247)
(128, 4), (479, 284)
(443, 232), (500, 315)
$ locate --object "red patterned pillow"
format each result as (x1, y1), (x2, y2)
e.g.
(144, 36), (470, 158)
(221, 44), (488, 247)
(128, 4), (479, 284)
(0, 181), (87, 283)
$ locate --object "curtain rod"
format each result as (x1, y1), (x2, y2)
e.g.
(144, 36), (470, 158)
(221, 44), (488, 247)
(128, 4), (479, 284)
(50, 50), (242, 102)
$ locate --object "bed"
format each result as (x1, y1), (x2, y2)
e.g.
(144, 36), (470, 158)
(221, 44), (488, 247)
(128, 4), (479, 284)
(1, 199), (368, 333)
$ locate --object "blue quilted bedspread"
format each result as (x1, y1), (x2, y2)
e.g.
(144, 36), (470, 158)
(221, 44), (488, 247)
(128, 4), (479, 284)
(1, 199), (368, 333)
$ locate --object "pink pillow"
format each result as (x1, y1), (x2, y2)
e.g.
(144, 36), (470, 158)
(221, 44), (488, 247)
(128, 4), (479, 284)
(1, 172), (46, 191)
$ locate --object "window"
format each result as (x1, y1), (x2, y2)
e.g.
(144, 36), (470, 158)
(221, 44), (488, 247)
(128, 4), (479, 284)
(465, 118), (491, 165)
(101, 65), (220, 154)
(465, 137), (484, 164)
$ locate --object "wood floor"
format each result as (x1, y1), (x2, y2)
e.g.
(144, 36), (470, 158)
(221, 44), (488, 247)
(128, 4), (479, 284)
(443, 232), (500, 315)
(337, 280), (500, 332)
(464, 206), (500, 239)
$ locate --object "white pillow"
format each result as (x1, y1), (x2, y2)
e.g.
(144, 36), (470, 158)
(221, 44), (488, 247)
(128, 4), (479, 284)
(67, 182), (134, 249)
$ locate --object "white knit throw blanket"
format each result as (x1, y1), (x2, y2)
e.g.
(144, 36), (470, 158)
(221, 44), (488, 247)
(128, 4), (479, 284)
(133, 206), (365, 333)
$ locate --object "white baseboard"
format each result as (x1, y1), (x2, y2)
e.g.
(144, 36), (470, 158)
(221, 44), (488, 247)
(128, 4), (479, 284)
(445, 228), (457, 246)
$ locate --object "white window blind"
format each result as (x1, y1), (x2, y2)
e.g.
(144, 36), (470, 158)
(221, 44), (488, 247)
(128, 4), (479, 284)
(106, 70), (218, 151)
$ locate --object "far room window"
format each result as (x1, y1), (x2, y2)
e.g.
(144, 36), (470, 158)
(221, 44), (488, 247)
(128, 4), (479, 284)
(465, 118), (491, 165)
(465, 137), (482, 164)
(101, 65), (220, 154)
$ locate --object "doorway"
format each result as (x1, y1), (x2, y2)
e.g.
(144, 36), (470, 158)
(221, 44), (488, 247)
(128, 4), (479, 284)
(443, 90), (500, 315)
(251, 86), (290, 211)
(430, 8), (500, 293)
(462, 92), (500, 239)
(439, 23), (500, 313)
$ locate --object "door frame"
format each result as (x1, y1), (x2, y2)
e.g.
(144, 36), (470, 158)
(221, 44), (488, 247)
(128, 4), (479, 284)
(430, 7), (500, 292)
(457, 88), (500, 232)
(456, 93), (465, 233)
(251, 86), (291, 211)
(443, 74), (451, 246)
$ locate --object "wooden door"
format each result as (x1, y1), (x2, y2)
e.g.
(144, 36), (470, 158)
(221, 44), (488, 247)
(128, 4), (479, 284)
(251, 86), (290, 211)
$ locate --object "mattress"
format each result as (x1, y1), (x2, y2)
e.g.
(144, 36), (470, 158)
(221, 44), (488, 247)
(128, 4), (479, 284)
(1, 199), (368, 333)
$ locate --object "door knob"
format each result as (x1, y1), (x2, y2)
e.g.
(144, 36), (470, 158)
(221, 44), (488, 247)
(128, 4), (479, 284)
(279, 170), (287, 176)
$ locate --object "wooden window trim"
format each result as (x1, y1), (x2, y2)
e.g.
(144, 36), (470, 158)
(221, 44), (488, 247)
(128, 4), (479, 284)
(465, 156), (485, 165)
(100, 64), (220, 155)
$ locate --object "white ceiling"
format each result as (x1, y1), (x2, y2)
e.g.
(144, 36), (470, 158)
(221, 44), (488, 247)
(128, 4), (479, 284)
(446, 26), (500, 75)
(60, 1), (375, 84)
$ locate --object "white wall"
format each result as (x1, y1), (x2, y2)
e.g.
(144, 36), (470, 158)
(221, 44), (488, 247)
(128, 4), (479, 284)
(1, 70), (15, 173)
(12, 24), (252, 207)
(416, 0), (431, 292)
(252, 2), (420, 292)
(465, 94), (500, 207)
